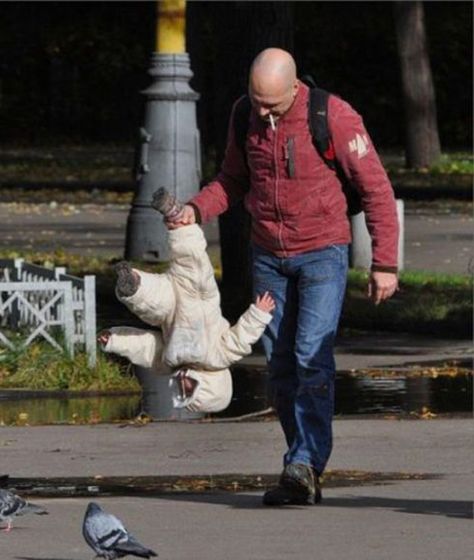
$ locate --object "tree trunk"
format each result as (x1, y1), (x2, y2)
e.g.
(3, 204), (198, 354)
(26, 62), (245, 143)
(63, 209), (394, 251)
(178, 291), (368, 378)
(393, 1), (441, 168)
(212, 1), (294, 321)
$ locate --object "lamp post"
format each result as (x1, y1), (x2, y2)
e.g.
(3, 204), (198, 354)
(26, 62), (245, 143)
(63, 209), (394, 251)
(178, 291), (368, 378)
(125, 0), (201, 262)
(126, 0), (203, 420)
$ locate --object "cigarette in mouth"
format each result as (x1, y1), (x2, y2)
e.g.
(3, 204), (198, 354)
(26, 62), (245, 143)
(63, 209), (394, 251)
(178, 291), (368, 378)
(269, 114), (276, 131)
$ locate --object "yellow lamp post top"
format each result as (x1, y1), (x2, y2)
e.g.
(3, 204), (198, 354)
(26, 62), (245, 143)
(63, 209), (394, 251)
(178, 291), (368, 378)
(156, 0), (186, 53)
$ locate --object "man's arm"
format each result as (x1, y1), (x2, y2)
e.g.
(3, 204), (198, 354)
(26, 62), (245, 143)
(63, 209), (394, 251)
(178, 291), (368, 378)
(167, 98), (251, 229)
(329, 96), (399, 303)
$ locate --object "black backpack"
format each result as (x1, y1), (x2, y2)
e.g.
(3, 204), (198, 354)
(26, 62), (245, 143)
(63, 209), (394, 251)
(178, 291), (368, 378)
(232, 76), (362, 216)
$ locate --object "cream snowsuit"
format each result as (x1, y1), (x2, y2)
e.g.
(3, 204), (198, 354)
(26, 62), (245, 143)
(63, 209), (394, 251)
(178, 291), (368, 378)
(104, 224), (272, 413)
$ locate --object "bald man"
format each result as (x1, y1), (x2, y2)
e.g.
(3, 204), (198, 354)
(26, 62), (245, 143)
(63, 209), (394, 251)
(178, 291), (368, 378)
(167, 48), (399, 506)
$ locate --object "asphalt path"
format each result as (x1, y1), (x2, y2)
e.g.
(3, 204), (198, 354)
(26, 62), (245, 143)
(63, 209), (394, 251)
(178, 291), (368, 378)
(0, 201), (472, 560)
(1, 419), (473, 560)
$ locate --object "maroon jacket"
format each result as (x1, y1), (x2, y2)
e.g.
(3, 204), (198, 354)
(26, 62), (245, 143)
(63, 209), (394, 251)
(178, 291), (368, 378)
(190, 82), (399, 272)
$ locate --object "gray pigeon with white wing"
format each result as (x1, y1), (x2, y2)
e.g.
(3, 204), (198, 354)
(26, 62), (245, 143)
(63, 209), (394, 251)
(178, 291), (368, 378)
(82, 502), (157, 559)
(0, 488), (48, 531)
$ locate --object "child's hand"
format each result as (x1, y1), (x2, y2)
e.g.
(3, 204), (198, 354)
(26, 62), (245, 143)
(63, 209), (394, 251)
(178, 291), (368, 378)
(97, 330), (111, 347)
(255, 291), (275, 314)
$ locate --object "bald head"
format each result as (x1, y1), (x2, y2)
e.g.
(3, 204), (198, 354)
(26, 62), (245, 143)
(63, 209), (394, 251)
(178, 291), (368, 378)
(250, 48), (297, 94)
(248, 48), (299, 124)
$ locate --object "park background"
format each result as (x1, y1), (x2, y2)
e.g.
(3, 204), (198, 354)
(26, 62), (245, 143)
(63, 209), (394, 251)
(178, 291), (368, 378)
(0, 0), (472, 418)
(0, 6), (472, 560)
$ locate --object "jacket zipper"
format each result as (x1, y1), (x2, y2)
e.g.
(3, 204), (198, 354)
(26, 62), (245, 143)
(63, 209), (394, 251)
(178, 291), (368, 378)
(273, 123), (286, 256)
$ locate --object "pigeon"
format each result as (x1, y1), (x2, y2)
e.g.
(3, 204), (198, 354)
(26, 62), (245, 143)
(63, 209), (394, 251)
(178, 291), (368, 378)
(82, 502), (157, 559)
(0, 488), (48, 531)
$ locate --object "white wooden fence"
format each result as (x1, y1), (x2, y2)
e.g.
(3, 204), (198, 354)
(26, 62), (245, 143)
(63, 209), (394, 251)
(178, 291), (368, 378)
(0, 259), (96, 366)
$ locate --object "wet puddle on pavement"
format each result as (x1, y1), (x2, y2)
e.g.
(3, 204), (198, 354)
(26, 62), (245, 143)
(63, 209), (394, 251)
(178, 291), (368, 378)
(0, 365), (471, 425)
(218, 365), (473, 418)
(0, 392), (141, 425)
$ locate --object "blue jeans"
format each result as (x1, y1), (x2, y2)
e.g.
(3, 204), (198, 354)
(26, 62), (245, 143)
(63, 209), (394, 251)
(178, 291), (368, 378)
(252, 243), (348, 475)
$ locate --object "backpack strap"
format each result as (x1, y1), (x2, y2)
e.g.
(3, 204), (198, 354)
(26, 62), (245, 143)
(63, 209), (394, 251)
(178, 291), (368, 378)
(307, 82), (362, 215)
(233, 95), (252, 163)
(307, 86), (336, 170)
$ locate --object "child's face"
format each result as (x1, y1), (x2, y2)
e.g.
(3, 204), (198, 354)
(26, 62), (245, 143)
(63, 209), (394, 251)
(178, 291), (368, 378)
(177, 370), (198, 399)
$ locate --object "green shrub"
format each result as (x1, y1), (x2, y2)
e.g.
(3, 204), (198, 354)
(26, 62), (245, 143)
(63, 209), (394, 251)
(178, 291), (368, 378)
(0, 341), (141, 392)
(429, 154), (474, 175)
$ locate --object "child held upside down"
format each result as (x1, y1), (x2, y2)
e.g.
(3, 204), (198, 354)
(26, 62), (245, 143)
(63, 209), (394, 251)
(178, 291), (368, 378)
(98, 188), (275, 413)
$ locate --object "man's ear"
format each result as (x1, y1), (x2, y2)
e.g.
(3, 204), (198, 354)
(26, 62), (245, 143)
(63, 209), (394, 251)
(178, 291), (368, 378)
(293, 80), (299, 98)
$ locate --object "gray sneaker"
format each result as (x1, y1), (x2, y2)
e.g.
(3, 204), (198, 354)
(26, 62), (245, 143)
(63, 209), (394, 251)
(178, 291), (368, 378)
(115, 261), (140, 297)
(263, 463), (321, 506)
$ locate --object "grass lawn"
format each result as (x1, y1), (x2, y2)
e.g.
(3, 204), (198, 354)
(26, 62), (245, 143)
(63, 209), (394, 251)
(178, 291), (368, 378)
(1, 249), (471, 339)
(341, 269), (472, 338)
